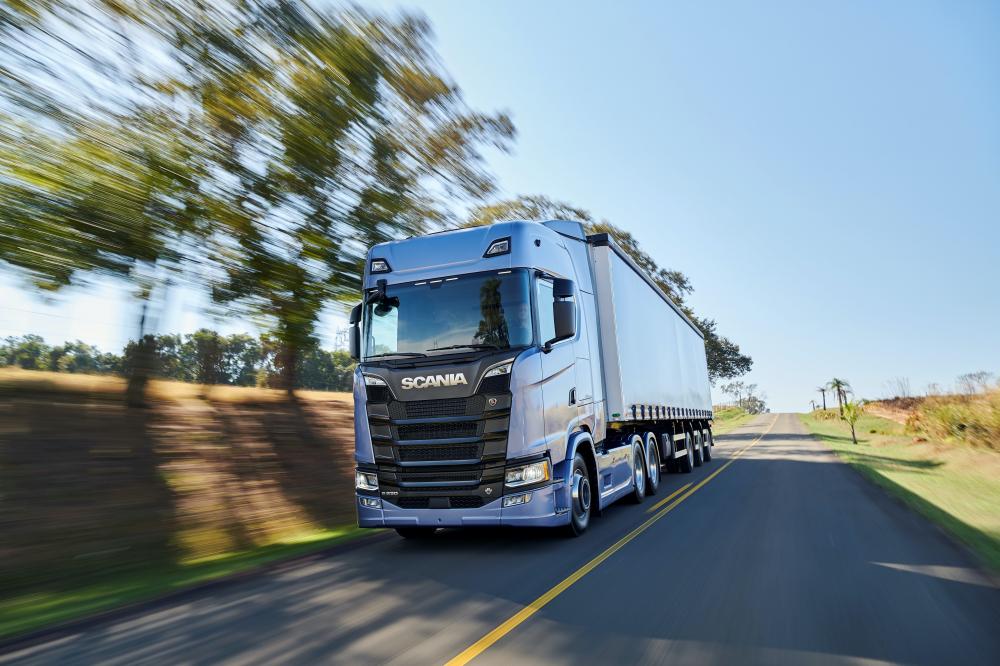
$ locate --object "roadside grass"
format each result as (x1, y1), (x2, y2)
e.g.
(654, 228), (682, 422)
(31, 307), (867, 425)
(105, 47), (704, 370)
(799, 410), (1000, 573)
(712, 406), (755, 434)
(0, 527), (371, 641)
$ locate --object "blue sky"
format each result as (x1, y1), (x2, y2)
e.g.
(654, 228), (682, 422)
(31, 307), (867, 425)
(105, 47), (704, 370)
(3, 0), (999, 410)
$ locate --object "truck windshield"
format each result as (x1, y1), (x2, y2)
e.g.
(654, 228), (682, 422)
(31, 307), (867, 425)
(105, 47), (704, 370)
(364, 270), (533, 359)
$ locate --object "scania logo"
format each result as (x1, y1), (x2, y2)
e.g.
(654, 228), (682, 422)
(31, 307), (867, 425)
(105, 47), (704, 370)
(401, 373), (468, 390)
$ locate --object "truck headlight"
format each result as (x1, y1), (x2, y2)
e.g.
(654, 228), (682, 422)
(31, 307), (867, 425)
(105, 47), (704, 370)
(505, 459), (551, 487)
(484, 361), (513, 379)
(355, 470), (379, 491)
(363, 374), (387, 386)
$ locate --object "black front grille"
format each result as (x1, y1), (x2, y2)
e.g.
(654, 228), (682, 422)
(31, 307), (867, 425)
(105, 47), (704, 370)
(396, 496), (485, 510)
(397, 422), (478, 440)
(398, 444), (480, 462)
(365, 367), (511, 508)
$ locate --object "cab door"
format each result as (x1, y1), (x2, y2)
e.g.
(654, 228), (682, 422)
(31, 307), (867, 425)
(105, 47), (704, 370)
(536, 276), (577, 463)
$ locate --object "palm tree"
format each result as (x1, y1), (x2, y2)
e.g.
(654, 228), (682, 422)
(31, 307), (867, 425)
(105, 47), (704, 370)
(816, 386), (827, 410)
(842, 400), (864, 444)
(828, 378), (851, 417)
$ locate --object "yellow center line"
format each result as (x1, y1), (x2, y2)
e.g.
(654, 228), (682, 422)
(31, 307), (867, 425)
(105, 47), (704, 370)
(645, 482), (692, 514)
(444, 415), (779, 666)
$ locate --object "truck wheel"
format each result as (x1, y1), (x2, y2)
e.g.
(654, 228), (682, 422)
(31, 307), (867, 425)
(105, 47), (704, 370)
(565, 453), (592, 537)
(702, 428), (713, 462)
(678, 432), (694, 474)
(694, 430), (704, 467)
(395, 527), (437, 539)
(662, 434), (678, 474)
(644, 432), (661, 496)
(628, 439), (647, 504)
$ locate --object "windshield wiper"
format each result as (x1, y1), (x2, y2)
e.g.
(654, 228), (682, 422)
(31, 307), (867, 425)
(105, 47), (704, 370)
(426, 343), (502, 352)
(365, 352), (427, 359)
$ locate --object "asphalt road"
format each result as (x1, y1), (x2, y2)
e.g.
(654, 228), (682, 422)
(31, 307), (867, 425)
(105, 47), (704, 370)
(5, 413), (1000, 665)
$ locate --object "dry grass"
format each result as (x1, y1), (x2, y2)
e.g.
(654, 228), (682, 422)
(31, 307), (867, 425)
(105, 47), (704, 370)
(907, 390), (1000, 450)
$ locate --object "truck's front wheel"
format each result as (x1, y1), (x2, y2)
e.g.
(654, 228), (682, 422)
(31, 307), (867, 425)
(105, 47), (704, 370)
(565, 453), (592, 537)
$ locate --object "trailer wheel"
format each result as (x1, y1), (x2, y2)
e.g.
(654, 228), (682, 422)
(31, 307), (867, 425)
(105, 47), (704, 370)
(644, 432), (661, 496)
(693, 430), (704, 467)
(565, 453), (592, 537)
(395, 527), (437, 539)
(628, 438), (647, 504)
(662, 434), (678, 474)
(702, 428), (713, 462)
(678, 431), (694, 473)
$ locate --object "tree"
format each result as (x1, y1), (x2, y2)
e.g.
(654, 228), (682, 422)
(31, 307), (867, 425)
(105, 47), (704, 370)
(957, 371), (994, 395)
(198, 6), (514, 392)
(816, 386), (827, 410)
(828, 378), (851, 417)
(464, 195), (752, 382)
(842, 400), (864, 444)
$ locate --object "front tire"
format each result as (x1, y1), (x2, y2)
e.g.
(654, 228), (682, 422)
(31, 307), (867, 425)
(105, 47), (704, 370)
(565, 453), (593, 537)
(395, 527), (437, 539)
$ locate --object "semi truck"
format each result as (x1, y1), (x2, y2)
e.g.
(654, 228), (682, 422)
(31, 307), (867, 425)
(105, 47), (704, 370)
(349, 220), (714, 537)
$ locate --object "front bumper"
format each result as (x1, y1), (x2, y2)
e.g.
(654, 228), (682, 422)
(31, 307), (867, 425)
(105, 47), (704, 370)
(356, 481), (570, 528)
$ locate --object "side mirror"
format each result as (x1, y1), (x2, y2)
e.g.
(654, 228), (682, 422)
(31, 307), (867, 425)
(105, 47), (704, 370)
(545, 279), (576, 351)
(349, 303), (362, 361)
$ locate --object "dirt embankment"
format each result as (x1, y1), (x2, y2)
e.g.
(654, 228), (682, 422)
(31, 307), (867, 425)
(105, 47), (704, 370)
(0, 370), (356, 593)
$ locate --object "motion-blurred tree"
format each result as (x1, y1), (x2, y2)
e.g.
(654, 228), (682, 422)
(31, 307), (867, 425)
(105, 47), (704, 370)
(465, 195), (752, 383)
(0, 1), (513, 397)
(179, 4), (514, 391)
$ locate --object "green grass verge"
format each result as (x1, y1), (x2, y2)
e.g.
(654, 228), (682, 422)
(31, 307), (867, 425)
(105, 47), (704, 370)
(713, 407), (756, 435)
(0, 526), (373, 641)
(799, 411), (1000, 573)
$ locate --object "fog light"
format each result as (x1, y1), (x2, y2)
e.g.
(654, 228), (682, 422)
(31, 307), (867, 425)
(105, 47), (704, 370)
(503, 493), (531, 508)
(359, 496), (381, 509)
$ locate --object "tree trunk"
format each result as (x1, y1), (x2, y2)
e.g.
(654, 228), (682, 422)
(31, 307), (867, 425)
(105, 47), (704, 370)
(126, 298), (154, 408)
(821, 390), (826, 410)
(837, 390), (844, 417)
(279, 343), (299, 396)
(849, 422), (857, 444)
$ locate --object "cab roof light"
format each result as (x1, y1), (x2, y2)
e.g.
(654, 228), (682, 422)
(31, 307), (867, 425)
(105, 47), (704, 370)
(370, 258), (391, 273)
(484, 237), (511, 257)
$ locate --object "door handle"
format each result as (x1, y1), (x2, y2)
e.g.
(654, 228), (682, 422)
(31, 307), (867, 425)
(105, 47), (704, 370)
(569, 388), (577, 405)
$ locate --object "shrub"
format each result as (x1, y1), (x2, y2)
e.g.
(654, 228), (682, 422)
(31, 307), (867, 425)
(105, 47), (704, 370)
(907, 390), (1000, 450)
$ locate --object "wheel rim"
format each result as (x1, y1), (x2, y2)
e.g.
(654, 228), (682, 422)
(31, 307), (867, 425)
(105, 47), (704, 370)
(572, 471), (591, 517)
(634, 445), (645, 494)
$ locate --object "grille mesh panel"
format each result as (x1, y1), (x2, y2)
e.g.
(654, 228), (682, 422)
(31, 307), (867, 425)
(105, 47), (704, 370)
(397, 422), (479, 441)
(398, 445), (480, 462)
